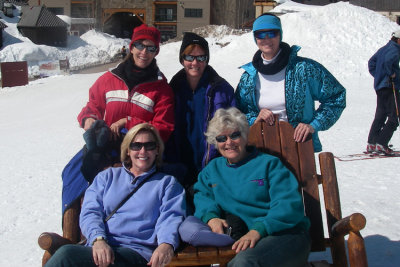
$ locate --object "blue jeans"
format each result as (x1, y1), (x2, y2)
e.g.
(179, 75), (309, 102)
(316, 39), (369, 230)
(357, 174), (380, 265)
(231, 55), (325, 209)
(45, 244), (148, 267)
(227, 231), (311, 267)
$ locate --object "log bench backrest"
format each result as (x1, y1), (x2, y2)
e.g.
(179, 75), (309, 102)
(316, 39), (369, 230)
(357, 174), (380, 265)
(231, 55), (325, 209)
(248, 121), (325, 251)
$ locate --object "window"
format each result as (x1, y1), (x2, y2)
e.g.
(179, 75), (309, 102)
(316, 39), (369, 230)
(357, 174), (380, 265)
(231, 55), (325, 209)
(71, 3), (93, 18)
(48, 7), (64, 15)
(184, 8), (203, 18)
(155, 8), (176, 21)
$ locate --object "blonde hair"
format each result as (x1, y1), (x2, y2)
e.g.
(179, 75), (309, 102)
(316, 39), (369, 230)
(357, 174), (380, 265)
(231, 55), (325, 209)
(205, 107), (249, 146)
(120, 123), (164, 167)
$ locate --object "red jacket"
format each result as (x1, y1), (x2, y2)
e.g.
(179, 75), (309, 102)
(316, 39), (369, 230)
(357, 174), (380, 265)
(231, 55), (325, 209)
(77, 66), (174, 142)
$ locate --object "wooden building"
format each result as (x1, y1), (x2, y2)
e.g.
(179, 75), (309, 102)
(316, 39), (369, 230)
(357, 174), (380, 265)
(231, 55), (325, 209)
(17, 5), (69, 47)
(211, 0), (255, 30)
(254, 0), (277, 17)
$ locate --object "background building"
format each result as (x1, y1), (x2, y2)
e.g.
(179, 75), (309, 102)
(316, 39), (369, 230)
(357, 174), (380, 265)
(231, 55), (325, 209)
(211, 0), (254, 29)
(24, 0), (254, 41)
(176, 0), (210, 37)
(254, 0), (276, 17)
(27, 0), (95, 36)
(153, 1), (178, 41)
(350, 0), (400, 24)
(17, 5), (69, 46)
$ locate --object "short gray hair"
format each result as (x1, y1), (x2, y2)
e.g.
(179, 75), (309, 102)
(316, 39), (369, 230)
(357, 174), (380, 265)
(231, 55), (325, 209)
(205, 107), (249, 146)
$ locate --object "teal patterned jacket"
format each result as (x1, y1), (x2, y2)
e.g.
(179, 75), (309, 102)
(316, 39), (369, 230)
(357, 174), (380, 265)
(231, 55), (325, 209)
(235, 45), (346, 152)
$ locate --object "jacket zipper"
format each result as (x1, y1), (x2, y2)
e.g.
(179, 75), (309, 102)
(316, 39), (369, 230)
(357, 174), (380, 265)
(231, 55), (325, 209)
(204, 94), (213, 166)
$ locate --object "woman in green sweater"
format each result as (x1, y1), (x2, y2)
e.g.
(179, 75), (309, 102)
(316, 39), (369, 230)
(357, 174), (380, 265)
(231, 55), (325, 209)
(179, 107), (311, 267)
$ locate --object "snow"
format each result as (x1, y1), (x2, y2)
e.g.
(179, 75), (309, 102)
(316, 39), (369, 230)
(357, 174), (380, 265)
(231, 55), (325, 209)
(1, 1), (400, 266)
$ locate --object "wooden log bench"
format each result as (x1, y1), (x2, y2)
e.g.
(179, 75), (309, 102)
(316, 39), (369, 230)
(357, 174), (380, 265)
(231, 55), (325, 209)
(38, 121), (368, 267)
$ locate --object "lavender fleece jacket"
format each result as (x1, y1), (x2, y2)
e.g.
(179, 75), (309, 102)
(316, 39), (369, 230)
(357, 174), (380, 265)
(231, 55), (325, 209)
(79, 165), (186, 261)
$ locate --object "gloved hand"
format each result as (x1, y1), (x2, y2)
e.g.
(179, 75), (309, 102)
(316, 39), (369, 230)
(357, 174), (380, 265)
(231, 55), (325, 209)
(83, 120), (111, 151)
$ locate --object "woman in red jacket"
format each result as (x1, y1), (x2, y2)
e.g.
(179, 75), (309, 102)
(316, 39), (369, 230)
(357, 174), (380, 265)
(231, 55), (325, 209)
(78, 24), (174, 142)
(62, 24), (174, 220)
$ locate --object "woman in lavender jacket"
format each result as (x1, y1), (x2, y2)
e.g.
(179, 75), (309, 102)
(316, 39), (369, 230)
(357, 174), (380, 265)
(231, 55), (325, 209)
(46, 123), (186, 267)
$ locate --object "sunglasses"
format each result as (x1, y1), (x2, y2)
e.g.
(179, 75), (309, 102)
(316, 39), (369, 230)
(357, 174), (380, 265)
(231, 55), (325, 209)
(215, 131), (241, 143)
(254, 30), (279, 40)
(133, 42), (158, 53)
(129, 141), (157, 151)
(183, 55), (208, 62)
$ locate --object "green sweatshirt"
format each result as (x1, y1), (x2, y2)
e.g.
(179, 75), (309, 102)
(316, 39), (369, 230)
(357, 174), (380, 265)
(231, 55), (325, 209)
(193, 148), (310, 237)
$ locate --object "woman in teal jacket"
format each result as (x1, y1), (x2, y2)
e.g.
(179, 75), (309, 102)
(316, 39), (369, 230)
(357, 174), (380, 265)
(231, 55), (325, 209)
(235, 13), (346, 152)
(179, 107), (310, 267)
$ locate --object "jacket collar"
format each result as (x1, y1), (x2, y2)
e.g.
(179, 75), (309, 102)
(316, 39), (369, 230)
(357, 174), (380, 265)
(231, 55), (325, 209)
(170, 65), (224, 96)
(240, 44), (301, 74)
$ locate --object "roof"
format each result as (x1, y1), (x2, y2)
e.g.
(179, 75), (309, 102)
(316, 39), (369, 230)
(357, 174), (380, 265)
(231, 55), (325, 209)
(3, 0), (29, 5)
(17, 5), (68, 28)
(350, 0), (400, 11)
(0, 20), (8, 29)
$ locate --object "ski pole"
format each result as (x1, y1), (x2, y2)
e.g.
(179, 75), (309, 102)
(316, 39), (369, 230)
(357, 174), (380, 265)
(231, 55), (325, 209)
(392, 79), (400, 125)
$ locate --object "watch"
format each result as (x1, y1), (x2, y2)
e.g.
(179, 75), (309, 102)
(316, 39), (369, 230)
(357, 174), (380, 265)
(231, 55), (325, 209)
(92, 236), (106, 245)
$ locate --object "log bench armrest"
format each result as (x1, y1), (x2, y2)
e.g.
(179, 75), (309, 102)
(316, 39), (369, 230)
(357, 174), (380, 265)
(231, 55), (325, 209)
(331, 213), (368, 267)
(167, 245), (236, 267)
(38, 232), (74, 255)
(332, 213), (366, 237)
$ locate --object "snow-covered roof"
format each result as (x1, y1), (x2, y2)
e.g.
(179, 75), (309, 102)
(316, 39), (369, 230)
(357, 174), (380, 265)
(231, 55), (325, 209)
(0, 20), (8, 29)
(17, 5), (68, 28)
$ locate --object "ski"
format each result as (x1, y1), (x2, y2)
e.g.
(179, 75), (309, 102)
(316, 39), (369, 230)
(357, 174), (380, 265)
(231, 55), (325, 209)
(334, 151), (400, 161)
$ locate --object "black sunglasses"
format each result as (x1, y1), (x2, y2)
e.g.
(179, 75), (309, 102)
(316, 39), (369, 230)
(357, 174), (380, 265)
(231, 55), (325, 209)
(183, 55), (208, 62)
(215, 131), (241, 143)
(254, 30), (279, 40)
(129, 141), (157, 151)
(133, 42), (158, 53)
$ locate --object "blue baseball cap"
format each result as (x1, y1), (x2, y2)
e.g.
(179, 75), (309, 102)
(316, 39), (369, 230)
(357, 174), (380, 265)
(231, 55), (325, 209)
(252, 14), (282, 42)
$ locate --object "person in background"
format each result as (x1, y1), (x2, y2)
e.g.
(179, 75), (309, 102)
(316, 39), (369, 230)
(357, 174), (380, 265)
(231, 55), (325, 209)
(366, 30), (400, 155)
(121, 45), (127, 59)
(165, 32), (236, 202)
(179, 107), (310, 267)
(235, 13), (346, 152)
(46, 123), (186, 267)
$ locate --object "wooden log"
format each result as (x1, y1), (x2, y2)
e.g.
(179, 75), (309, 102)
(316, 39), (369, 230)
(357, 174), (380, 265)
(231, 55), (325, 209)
(332, 213), (366, 236)
(279, 122), (300, 176)
(348, 231), (368, 267)
(218, 246), (236, 257)
(248, 121), (264, 148)
(174, 245), (198, 259)
(38, 232), (73, 253)
(297, 132), (325, 251)
(167, 245), (235, 266)
(319, 152), (347, 267)
(62, 197), (81, 243)
(197, 246), (218, 258)
(261, 118), (281, 156)
(42, 251), (51, 267)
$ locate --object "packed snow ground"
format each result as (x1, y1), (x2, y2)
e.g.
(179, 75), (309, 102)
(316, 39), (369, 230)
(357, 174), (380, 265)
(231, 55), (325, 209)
(0, 1), (399, 266)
